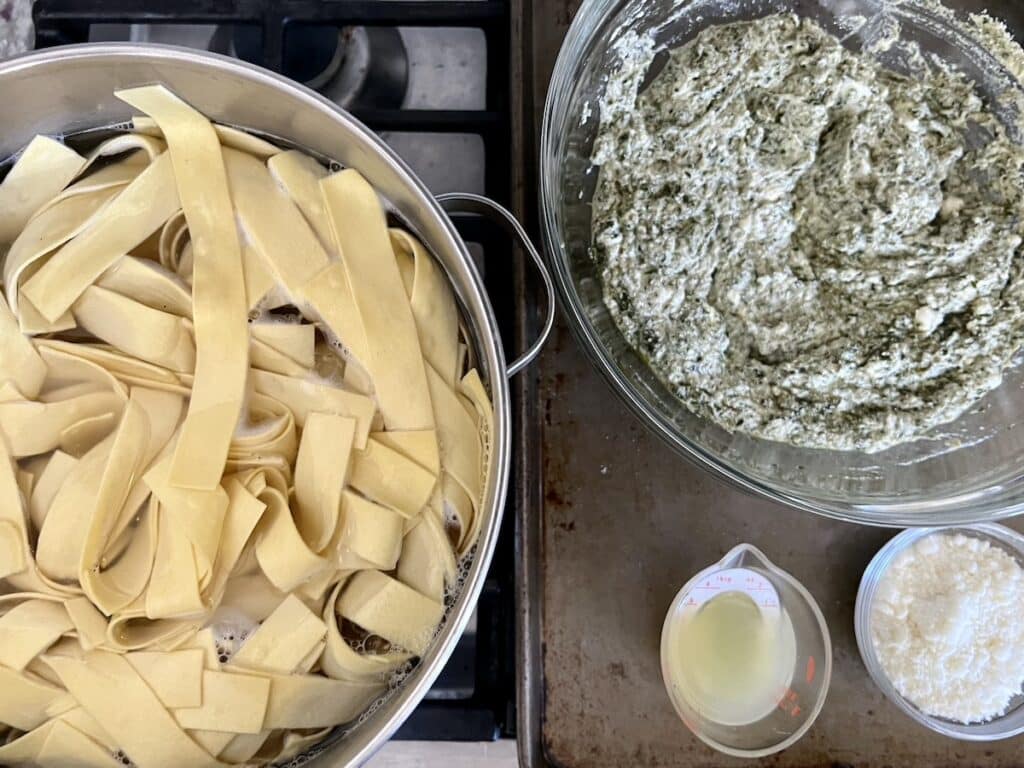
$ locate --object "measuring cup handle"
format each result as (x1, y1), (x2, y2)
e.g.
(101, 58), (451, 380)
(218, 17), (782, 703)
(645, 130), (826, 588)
(437, 192), (555, 378)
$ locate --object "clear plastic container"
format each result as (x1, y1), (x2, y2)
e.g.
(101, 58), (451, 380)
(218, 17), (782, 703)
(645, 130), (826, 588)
(855, 523), (1024, 740)
(660, 544), (832, 757)
(540, 0), (1024, 525)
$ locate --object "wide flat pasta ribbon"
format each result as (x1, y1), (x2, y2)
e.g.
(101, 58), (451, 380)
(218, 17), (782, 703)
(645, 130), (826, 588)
(72, 286), (195, 373)
(321, 170), (436, 437)
(250, 368), (373, 448)
(228, 393), (297, 472)
(349, 436), (436, 518)
(336, 491), (404, 570)
(337, 570), (443, 656)
(249, 337), (309, 378)
(34, 436), (114, 585)
(77, 394), (160, 614)
(223, 148), (330, 294)
(20, 151), (181, 322)
(4, 183), (125, 323)
(44, 651), (229, 768)
(391, 228), (461, 387)
(293, 412), (355, 553)
(240, 242), (279, 311)
(0, 431), (80, 597)
(34, 339), (188, 396)
(36, 345), (128, 403)
(457, 369), (493, 552)
(320, 580), (410, 683)
(0, 599), (74, 671)
(0, 391), (124, 459)
(397, 508), (457, 604)
(260, 672), (382, 729)
(266, 150), (337, 251)
(0, 295), (47, 400)
(202, 476), (266, 609)
(0, 665), (71, 732)
(229, 594), (326, 675)
(0, 136), (84, 246)
(173, 670), (270, 735)
(125, 649), (204, 708)
(253, 485), (327, 593)
(157, 210), (190, 281)
(117, 86), (248, 492)
(250, 322), (315, 369)
(144, 451), (228, 602)
(227, 148), (374, 376)
(97, 256), (192, 318)
(133, 115), (279, 159)
(29, 450), (78, 532)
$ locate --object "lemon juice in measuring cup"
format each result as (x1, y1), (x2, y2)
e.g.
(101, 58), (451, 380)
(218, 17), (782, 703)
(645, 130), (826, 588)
(660, 544), (832, 757)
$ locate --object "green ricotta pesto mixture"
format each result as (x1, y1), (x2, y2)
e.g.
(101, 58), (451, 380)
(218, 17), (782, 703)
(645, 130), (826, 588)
(592, 13), (1024, 451)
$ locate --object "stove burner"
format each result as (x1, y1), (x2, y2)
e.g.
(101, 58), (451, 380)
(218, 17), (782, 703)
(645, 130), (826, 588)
(231, 24), (343, 89)
(212, 24), (408, 109)
(328, 27), (408, 111)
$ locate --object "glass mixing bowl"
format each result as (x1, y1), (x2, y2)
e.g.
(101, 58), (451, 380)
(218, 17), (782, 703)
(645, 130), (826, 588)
(540, 0), (1024, 525)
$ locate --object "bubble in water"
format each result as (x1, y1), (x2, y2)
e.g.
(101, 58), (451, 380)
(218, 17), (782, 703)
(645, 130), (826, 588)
(205, 608), (258, 663)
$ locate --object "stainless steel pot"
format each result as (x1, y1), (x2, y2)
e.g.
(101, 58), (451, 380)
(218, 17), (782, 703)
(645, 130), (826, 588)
(0, 43), (554, 767)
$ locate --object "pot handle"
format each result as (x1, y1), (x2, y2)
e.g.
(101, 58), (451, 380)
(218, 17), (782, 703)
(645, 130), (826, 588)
(437, 193), (555, 378)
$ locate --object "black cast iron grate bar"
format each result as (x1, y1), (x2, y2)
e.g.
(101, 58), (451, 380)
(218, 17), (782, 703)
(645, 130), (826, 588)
(32, 0), (508, 72)
(32, 0), (505, 26)
(351, 109), (501, 134)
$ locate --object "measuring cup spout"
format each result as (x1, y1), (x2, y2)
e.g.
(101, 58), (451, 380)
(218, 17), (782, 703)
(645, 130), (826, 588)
(716, 543), (776, 572)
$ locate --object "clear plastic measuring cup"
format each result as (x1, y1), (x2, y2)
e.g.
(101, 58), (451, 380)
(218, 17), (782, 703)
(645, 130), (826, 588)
(660, 543), (832, 757)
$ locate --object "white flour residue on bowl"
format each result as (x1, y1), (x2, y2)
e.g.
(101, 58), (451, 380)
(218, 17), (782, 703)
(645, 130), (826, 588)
(969, 11), (1024, 81)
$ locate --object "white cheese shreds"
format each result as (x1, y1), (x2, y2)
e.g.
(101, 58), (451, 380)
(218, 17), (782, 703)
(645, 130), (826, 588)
(871, 532), (1024, 723)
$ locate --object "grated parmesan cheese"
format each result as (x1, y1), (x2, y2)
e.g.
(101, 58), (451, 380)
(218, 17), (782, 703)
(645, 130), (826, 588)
(871, 532), (1024, 723)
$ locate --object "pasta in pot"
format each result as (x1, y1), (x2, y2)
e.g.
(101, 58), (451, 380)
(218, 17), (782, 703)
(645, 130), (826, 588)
(0, 85), (492, 768)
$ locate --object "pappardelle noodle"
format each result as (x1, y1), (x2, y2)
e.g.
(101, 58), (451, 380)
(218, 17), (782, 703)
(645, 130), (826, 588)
(0, 86), (492, 768)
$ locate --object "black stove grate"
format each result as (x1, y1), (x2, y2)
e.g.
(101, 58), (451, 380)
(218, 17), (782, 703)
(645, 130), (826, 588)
(32, 0), (518, 743)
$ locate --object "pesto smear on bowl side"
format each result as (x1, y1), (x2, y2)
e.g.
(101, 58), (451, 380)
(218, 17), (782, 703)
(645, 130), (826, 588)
(592, 13), (1024, 452)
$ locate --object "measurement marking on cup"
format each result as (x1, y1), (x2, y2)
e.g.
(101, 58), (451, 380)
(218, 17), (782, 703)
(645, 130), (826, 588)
(686, 569), (782, 613)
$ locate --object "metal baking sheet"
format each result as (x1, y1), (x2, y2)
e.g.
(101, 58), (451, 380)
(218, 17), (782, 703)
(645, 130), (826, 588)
(518, 2), (1024, 764)
(519, 323), (1024, 767)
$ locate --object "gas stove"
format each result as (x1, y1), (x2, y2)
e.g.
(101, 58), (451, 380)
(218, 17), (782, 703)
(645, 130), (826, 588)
(25, 0), (521, 746)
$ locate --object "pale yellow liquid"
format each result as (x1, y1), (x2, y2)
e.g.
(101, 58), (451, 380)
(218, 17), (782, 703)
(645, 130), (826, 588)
(666, 591), (796, 726)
